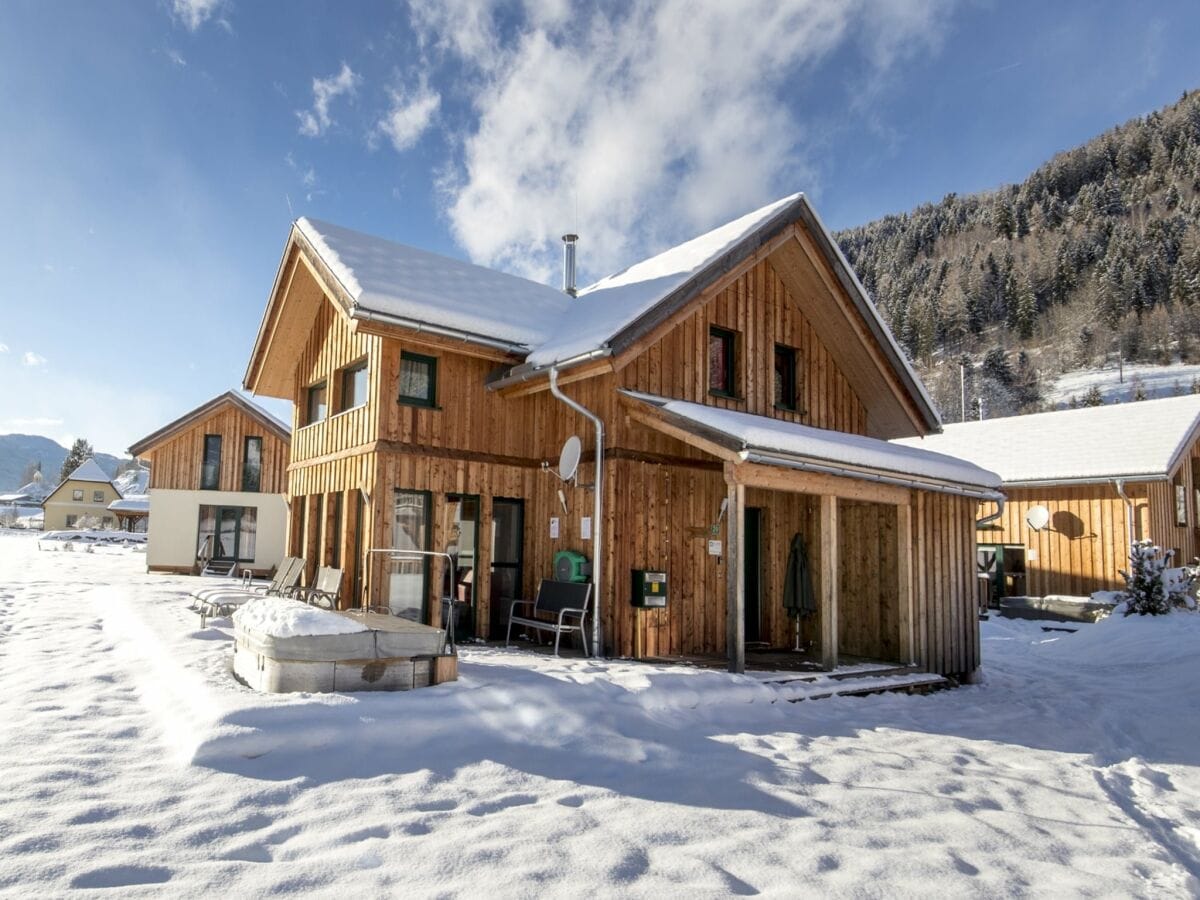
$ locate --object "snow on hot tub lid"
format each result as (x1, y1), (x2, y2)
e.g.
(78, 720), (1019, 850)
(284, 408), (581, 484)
(232, 596), (369, 638)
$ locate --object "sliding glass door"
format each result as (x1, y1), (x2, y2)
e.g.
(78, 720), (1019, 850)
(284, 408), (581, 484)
(390, 490), (430, 621)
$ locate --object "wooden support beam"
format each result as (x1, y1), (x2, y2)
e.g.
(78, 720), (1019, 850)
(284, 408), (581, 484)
(819, 494), (838, 670)
(731, 460), (911, 506)
(897, 502), (915, 665)
(725, 475), (746, 674)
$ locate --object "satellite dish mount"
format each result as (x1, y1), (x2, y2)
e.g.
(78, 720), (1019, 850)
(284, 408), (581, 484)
(543, 435), (590, 488)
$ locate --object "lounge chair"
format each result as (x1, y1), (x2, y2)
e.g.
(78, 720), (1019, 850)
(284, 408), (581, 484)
(296, 566), (343, 610)
(192, 558), (307, 626)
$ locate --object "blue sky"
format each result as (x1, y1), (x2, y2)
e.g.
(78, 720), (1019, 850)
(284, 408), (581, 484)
(1, 0), (1199, 455)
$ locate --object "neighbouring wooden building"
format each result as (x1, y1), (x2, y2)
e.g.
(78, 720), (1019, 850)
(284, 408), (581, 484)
(128, 391), (291, 576)
(41, 458), (123, 530)
(243, 193), (1001, 679)
(895, 394), (1200, 599)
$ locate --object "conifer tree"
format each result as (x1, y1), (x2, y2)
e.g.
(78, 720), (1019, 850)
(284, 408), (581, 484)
(59, 439), (94, 484)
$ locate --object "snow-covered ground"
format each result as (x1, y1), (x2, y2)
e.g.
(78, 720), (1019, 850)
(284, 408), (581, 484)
(2, 533), (1199, 897)
(1047, 362), (1200, 407)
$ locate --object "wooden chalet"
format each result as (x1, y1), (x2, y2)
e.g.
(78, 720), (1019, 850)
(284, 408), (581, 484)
(897, 394), (1200, 600)
(244, 193), (1001, 680)
(128, 391), (291, 576)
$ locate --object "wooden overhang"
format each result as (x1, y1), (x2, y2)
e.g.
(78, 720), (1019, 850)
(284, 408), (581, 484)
(490, 195), (941, 441)
(619, 390), (1002, 504)
(244, 225), (528, 400)
(128, 390), (291, 458)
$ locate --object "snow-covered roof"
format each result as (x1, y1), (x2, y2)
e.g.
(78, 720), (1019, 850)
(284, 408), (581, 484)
(65, 458), (113, 484)
(108, 496), (149, 513)
(114, 466), (149, 498)
(893, 394), (1200, 486)
(0, 492), (32, 503)
(129, 391), (290, 457)
(526, 194), (801, 366)
(297, 217), (571, 350)
(625, 391), (1001, 494)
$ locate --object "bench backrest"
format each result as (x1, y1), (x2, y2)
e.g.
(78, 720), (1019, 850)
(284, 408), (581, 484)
(314, 565), (343, 596)
(535, 579), (592, 615)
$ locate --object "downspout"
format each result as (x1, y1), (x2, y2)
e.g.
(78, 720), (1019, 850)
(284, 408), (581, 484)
(976, 496), (1005, 528)
(1114, 479), (1136, 551)
(549, 366), (604, 658)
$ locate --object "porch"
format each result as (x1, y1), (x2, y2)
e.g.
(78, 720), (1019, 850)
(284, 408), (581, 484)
(622, 391), (1003, 678)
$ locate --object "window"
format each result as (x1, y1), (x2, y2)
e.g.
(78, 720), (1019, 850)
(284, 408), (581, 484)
(306, 381), (328, 425)
(774, 344), (799, 411)
(197, 504), (258, 562)
(398, 352), (437, 408)
(93, 490), (105, 503)
(72, 489), (84, 501)
(66, 515), (77, 527)
(1176, 476), (1188, 527)
(1192, 460), (1200, 530)
(242, 436), (262, 493)
(339, 360), (369, 412)
(201, 434), (222, 490)
(708, 327), (736, 397)
(102, 516), (113, 526)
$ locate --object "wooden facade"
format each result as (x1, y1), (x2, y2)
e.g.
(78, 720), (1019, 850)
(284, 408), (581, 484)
(246, 204), (992, 679)
(978, 440), (1200, 599)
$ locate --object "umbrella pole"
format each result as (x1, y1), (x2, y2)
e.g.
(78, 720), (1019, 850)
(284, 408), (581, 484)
(793, 615), (802, 652)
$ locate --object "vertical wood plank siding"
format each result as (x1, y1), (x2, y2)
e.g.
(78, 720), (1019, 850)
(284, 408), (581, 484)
(278, 246), (979, 676)
(142, 405), (289, 494)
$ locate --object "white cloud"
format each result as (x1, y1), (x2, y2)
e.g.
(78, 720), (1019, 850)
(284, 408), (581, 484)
(410, 0), (958, 283)
(0, 342), (8, 353)
(172, 0), (226, 32)
(376, 80), (441, 153)
(21, 352), (47, 368)
(296, 63), (360, 138)
(165, 47), (187, 67)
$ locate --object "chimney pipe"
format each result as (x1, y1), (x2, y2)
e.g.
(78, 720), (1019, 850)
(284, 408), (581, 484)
(561, 233), (578, 297)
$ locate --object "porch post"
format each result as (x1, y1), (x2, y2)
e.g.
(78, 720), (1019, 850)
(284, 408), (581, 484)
(725, 465), (745, 674)
(819, 493), (838, 670)
(897, 502), (916, 666)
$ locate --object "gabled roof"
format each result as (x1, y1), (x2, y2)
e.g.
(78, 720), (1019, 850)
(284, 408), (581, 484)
(526, 194), (802, 366)
(128, 391), (290, 458)
(296, 217), (571, 350)
(65, 458), (114, 484)
(893, 394), (1200, 486)
(624, 391), (1001, 497)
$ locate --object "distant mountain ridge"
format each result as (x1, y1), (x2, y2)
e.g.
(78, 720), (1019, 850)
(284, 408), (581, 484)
(835, 89), (1200, 419)
(0, 434), (126, 491)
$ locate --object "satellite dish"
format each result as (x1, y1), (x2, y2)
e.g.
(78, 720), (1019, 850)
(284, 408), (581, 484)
(558, 436), (582, 482)
(1025, 505), (1050, 531)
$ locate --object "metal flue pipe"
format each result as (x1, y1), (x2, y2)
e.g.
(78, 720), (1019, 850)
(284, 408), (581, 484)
(562, 234), (579, 297)
(549, 366), (603, 657)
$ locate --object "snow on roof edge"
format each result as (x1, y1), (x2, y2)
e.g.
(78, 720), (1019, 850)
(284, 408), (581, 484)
(624, 391), (1001, 492)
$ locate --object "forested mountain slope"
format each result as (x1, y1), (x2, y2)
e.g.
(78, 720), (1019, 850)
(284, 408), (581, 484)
(836, 90), (1200, 419)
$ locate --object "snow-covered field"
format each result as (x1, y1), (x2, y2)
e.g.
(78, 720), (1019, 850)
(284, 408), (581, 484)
(2, 533), (1199, 897)
(1047, 362), (1200, 407)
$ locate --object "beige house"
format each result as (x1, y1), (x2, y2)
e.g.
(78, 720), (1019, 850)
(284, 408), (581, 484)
(41, 459), (122, 530)
(128, 392), (291, 576)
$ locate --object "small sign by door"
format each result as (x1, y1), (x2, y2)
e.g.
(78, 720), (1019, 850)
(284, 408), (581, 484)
(707, 539), (722, 556)
(581, 516), (592, 540)
(550, 517), (560, 539)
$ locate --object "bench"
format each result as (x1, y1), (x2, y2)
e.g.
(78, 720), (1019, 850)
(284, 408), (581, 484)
(506, 579), (593, 657)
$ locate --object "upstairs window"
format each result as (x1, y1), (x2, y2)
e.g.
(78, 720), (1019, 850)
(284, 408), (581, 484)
(92, 490), (104, 503)
(774, 344), (799, 411)
(708, 327), (737, 398)
(242, 436), (262, 493)
(340, 360), (369, 412)
(72, 489), (84, 501)
(306, 381), (328, 425)
(398, 352), (438, 408)
(1176, 473), (1188, 527)
(201, 434), (222, 490)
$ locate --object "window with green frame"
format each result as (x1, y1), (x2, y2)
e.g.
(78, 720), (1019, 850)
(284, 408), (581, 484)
(201, 434), (221, 490)
(398, 351), (438, 408)
(242, 436), (262, 492)
(708, 326), (737, 397)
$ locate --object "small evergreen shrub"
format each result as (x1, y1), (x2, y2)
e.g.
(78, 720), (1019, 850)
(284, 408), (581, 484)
(1118, 540), (1194, 615)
